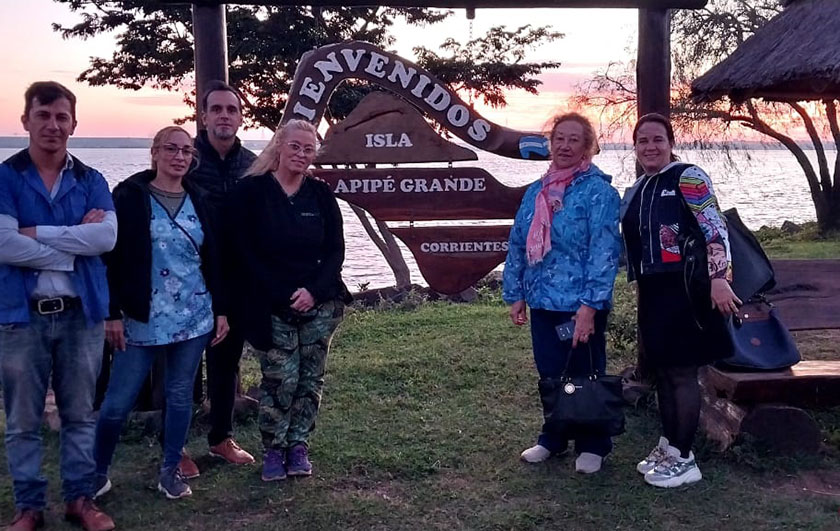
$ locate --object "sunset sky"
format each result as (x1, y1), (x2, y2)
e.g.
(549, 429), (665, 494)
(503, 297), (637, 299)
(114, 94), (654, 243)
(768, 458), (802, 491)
(0, 0), (641, 139)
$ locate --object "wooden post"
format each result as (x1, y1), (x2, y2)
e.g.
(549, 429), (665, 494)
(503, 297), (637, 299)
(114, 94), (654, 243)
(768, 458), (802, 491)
(636, 8), (671, 119)
(634, 9), (671, 379)
(192, 2), (229, 132)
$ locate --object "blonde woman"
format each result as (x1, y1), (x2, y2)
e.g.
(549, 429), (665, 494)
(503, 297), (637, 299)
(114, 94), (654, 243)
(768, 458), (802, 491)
(227, 119), (350, 481)
(95, 126), (229, 499)
(503, 113), (621, 474)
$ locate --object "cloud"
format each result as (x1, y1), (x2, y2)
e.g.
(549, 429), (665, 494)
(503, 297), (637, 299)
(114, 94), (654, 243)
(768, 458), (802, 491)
(47, 69), (82, 76)
(507, 71), (598, 97)
(122, 94), (184, 106)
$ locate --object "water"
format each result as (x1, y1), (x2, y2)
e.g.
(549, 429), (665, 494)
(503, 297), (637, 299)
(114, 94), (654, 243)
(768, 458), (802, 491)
(2, 146), (830, 290)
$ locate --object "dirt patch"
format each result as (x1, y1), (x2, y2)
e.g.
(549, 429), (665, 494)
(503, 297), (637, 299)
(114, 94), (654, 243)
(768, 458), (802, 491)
(775, 469), (840, 499)
(329, 476), (410, 507)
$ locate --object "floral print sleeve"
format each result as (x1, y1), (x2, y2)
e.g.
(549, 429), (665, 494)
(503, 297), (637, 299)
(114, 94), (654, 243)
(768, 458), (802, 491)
(678, 165), (732, 281)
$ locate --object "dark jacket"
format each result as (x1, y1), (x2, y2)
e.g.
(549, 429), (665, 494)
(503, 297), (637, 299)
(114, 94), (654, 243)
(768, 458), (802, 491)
(105, 170), (228, 322)
(187, 131), (257, 214)
(621, 162), (711, 320)
(226, 174), (351, 350)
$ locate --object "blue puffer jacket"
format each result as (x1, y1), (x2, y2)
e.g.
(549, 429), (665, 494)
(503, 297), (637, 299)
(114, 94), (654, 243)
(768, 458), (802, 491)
(502, 164), (621, 312)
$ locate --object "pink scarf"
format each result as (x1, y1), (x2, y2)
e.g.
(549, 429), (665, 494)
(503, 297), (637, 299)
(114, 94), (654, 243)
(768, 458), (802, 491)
(525, 158), (592, 265)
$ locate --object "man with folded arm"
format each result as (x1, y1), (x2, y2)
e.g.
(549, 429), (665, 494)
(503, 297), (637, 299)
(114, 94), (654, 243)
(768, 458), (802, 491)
(0, 81), (116, 531)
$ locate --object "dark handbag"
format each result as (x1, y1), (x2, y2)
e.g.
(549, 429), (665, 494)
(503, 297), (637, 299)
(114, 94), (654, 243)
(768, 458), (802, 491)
(538, 345), (625, 438)
(722, 208), (776, 302)
(717, 298), (801, 371)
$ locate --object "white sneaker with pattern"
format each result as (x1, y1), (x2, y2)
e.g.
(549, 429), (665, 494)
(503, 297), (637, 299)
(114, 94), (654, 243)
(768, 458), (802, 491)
(636, 436), (670, 475)
(644, 448), (702, 488)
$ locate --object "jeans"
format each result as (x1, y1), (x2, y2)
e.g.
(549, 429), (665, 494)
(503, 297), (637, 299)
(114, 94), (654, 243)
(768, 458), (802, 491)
(94, 333), (208, 474)
(530, 308), (613, 457)
(205, 326), (245, 446)
(0, 307), (104, 510)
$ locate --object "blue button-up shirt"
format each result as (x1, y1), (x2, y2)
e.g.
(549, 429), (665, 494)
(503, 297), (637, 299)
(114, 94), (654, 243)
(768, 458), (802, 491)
(0, 149), (116, 325)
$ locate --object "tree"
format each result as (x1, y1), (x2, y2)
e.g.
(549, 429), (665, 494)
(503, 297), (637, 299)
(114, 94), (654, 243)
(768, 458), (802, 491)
(52, 1), (452, 127)
(53, 1), (563, 288)
(573, 0), (840, 232)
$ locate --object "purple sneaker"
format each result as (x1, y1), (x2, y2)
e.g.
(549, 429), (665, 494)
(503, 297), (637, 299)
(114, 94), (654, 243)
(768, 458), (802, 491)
(286, 445), (313, 476)
(261, 449), (286, 481)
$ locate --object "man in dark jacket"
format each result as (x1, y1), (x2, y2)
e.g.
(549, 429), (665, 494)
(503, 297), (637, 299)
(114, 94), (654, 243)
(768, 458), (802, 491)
(183, 81), (257, 472)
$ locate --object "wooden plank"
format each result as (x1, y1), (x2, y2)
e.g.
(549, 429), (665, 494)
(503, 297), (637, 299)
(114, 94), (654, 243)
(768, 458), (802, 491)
(767, 259), (840, 331)
(317, 92), (477, 164)
(312, 167), (527, 221)
(163, 1), (708, 9)
(705, 361), (840, 408)
(389, 225), (512, 294)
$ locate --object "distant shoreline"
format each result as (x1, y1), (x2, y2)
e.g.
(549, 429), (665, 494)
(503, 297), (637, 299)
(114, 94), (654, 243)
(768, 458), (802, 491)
(0, 137), (833, 152)
(0, 137), (271, 150)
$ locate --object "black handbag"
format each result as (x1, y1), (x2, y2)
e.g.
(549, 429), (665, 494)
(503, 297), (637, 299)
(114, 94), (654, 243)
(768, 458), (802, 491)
(717, 297), (801, 371)
(538, 345), (625, 438)
(722, 208), (776, 302)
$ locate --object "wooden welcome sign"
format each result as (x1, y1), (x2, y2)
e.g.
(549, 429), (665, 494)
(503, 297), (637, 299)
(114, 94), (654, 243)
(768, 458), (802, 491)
(284, 41), (551, 160)
(284, 42), (545, 294)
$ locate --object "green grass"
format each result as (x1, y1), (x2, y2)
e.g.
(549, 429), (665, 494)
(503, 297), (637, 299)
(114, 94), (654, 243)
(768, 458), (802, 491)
(757, 223), (840, 259)
(2, 230), (838, 529)
(2, 294), (839, 530)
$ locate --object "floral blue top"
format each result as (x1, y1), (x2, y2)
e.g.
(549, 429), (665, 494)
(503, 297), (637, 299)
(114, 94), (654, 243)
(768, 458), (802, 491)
(124, 195), (214, 346)
(502, 164), (621, 312)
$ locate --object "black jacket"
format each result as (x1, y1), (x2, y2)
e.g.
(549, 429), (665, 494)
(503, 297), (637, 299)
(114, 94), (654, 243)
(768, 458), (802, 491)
(187, 131), (257, 213)
(621, 163), (710, 321)
(620, 163), (706, 280)
(105, 170), (228, 322)
(226, 174), (351, 350)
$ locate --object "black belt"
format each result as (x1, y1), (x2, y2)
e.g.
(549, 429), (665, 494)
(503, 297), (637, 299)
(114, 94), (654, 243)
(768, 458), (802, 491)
(30, 296), (81, 315)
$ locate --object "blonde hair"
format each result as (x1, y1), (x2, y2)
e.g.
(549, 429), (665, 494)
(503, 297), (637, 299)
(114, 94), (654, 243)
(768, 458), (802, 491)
(245, 119), (318, 177)
(544, 112), (600, 157)
(150, 125), (194, 170)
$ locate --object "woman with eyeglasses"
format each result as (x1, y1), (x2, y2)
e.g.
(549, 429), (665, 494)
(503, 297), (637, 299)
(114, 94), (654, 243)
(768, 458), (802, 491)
(94, 126), (229, 499)
(227, 119), (350, 482)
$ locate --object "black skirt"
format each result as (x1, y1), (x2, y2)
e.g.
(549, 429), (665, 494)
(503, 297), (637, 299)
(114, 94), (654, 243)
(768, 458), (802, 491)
(637, 272), (732, 367)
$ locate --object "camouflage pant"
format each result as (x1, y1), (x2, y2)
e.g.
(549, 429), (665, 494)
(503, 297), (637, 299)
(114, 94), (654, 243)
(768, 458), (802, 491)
(256, 299), (344, 450)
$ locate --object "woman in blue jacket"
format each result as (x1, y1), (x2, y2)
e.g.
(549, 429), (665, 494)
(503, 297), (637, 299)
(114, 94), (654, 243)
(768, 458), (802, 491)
(503, 112), (621, 474)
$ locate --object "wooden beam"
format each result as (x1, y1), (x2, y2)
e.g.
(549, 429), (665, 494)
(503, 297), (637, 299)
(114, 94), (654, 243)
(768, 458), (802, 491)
(705, 361), (840, 408)
(636, 8), (671, 120)
(192, 2), (228, 132)
(160, 0), (707, 9)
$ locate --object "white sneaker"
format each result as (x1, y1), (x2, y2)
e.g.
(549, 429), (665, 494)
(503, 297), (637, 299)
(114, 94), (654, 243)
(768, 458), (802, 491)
(520, 444), (552, 463)
(644, 449), (702, 488)
(575, 452), (604, 474)
(637, 436), (670, 475)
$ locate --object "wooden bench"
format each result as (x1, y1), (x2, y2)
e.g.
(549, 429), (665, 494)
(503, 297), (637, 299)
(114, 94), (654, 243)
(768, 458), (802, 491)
(699, 259), (840, 454)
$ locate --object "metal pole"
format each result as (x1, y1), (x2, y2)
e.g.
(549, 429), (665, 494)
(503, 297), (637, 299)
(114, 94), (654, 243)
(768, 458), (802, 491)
(192, 2), (229, 132)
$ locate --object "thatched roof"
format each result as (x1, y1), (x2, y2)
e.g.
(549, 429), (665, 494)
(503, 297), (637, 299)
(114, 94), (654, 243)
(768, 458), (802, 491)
(691, 0), (840, 103)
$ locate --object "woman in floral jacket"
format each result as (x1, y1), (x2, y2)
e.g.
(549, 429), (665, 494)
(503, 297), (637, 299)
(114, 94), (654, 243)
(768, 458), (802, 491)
(94, 126), (229, 500)
(503, 112), (621, 474)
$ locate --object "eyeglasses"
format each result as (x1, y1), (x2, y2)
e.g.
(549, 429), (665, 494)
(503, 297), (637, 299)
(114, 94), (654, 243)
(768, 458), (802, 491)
(286, 142), (317, 157)
(160, 144), (196, 158)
